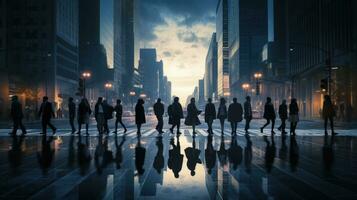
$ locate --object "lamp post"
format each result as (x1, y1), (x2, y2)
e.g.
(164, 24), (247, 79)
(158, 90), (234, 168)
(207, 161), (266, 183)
(242, 83), (250, 96)
(254, 72), (263, 96)
(82, 72), (91, 98)
(104, 83), (113, 100)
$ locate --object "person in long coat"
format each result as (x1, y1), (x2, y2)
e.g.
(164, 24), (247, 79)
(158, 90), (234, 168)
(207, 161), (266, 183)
(10, 95), (26, 135)
(260, 97), (276, 135)
(228, 97), (243, 134)
(289, 98), (299, 135)
(77, 98), (91, 135)
(323, 95), (336, 135)
(217, 98), (227, 134)
(95, 97), (105, 134)
(135, 99), (146, 134)
(244, 96), (253, 133)
(154, 98), (165, 134)
(204, 98), (216, 133)
(38, 96), (56, 135)
(170, 97), (184, 135)
(278, 99), (288, 134)
(185, 98), (201, 134)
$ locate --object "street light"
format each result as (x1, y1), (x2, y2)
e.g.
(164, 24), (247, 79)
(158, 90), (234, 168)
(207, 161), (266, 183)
(104, 83), (113, 100)
(254, 72), (263, 96)
(81, 72), (91, 98)
(139, 93), (147, 99)
(129, 91), (136, 111)
(242, 83), (250, 96)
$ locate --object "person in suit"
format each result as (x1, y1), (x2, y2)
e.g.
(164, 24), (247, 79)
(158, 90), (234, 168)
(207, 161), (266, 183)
(289, 98), (299, 135)
(168, 136), (183, 178)
(204, 98), (216, 133)
(169, 97), (184, 135)
(38, 96), (56, 135)
(244, 96), (253, 134)
(323, 95), (337, 135)
(10, 95), (26, 135)
(95, 97), (105, 134)
(260, 97), (276, 135)
(205, 134), (216, 175)
(77, 98), (91, 135)
(217, 98), (227, 134)
(135, 99), (146, 135)
(228, 97), (243, 134)
(103, 100), (114, 134)
(278, 99), (288, 134)
(185, 98), (201, 134)
(154, 98), (165, 134)
(68, 97), (76, 134)
(114, 99), (127, 134)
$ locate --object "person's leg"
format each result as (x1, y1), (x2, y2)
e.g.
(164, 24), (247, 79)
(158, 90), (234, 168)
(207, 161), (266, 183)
(70, 118), (75, 132)
(282, 119), (286, 133)
(12, 119), (19, 135)
(261, 119), (270, 130)
(271, 119), (275, 133)
(137, 123), (141, 134)
(220, 119), (225, 133)
(159, 116), (163, 132)
(235, 122), (238, 133)
(115, 118), (119, 133)
(330, 117), (335, 133)
(324, 117), (328, 133)
(85, 123), (89, 134)
(42, 119), (47, 134)
(19, 119), (26, 134)
(47, 120), (56, 133)
(230, 122), (234, 133)
(119, 119), (127, 132)
(177, 122), (181, 134)
(192, 124), (195, 134)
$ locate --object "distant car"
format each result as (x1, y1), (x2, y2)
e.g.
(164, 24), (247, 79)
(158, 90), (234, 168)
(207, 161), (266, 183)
(122, 111), (134, 117)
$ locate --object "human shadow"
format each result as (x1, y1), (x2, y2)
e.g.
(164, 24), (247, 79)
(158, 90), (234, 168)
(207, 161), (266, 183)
(217, 135), (228, 167)
(205, 134), (216, 175)
(135, 136), (146, 175)
(168, 136), (184, 178)
(289, 135), (299, 172)
(37, 135), (55, 174)
(244, 134), (253, 174)
(228, 135), (242, 170)
(77, 135), (92, 175)
(264, 135), (276, 173)
(115, 134), (126, 169)
(185, 135), (202, 176)
(153, 136), (164, 174)
(8, 134), (25, 171)
(322, 134), (335, 173)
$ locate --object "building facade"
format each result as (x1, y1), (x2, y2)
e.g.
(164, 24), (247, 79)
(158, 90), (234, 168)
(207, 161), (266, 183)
(204, 33), (218, 101)
(216, 0), (230, 97)
(138, 48), (159, 103)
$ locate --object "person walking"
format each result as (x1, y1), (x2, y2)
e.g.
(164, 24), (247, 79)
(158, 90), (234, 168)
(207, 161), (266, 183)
(169, 97), (184, 135)
(185, 98), (201, 134)
(77, 98), (91, 135)
(114, 99), (127, 134)
(10, 95), (26, 135)
(154, 98), (165, 134)
(135, 99), (146, 135)
(68, 97), (76, 134)
(204, 98), (216, 133)
(217, 98), (227, 134)
(260, 97), (276, 135)
(323, 95), (337, 135)
(103, 100), (114, 134)
(289, 98), (299, 135)
(95, 97), (105, 134)
(38, 96), (56, 135)
(228, 98), (243, 134)
(278, 100), (288, 134)
(244, 96), (253, 134)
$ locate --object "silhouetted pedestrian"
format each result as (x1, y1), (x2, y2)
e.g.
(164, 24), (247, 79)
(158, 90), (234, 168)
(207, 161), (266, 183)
(205, 134), (216, 175)
(154, 98), (165, 134)
(260, 97), (276, 135)
(185, 98), (201, 134)
(323, 95), (336, 135)
(10, 95), (26, 135)
(68, 97), (76, 133)
(95, 97), (105, 134)
(103, 100), (114, 134)
(114, 99), (127, 134)
(184, 136), (201, 176)
(217, 135), (227, 166)
(244, 96), (252, 133)
(278, 99), (288, 134)
(217, 98), (227, 134)
(168, 136), (183, 178)
(38, 96), (56, 135)
(204, 98), (216, 133)
(135, 99), (146, 134)
(77, 98), (91, 135)
(289, 98), (299, 135)
(228, 135), (242, 170)
(228, 97), (243, 134)
(264, 136), (276, 173)
(115, 134), (126, 169)
(153, 136), (164, 174)
(168, 104), (173, 125)
(77, 135), (91, 175)
(37, 135), (54, 174)
(169, 97), (184, 135)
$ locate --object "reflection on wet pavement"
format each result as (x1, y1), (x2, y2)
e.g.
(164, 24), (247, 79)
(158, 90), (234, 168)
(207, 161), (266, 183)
(1, 129), (357, 200)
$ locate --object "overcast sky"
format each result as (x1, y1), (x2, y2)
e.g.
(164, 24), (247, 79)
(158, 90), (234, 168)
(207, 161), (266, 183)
(138, 0), (218, 102)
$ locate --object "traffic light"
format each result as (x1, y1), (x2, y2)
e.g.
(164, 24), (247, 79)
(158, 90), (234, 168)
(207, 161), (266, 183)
(320, 78), (328, 92)
(76, 78), (84, 96)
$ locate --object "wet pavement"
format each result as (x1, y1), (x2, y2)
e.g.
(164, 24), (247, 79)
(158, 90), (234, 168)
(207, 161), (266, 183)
(0, 128), (357, 200)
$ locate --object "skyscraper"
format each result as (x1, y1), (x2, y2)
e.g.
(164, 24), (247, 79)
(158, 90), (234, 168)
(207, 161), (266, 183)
(204, 33), (218, 100)
(228, 0), (267, 99)
(2, 0), (79, 110)
(216, 0), (230, 97)
(138, 48), (159, 102)
(114, 0), (136, 100)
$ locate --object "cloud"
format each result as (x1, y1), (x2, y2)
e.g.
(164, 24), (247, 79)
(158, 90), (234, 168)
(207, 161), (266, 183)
(177, 31), (199, 43)
(163, 51), (172, 57)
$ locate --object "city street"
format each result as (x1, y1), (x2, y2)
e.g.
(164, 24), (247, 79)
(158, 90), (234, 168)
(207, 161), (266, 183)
(1, 117), (357, 199)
